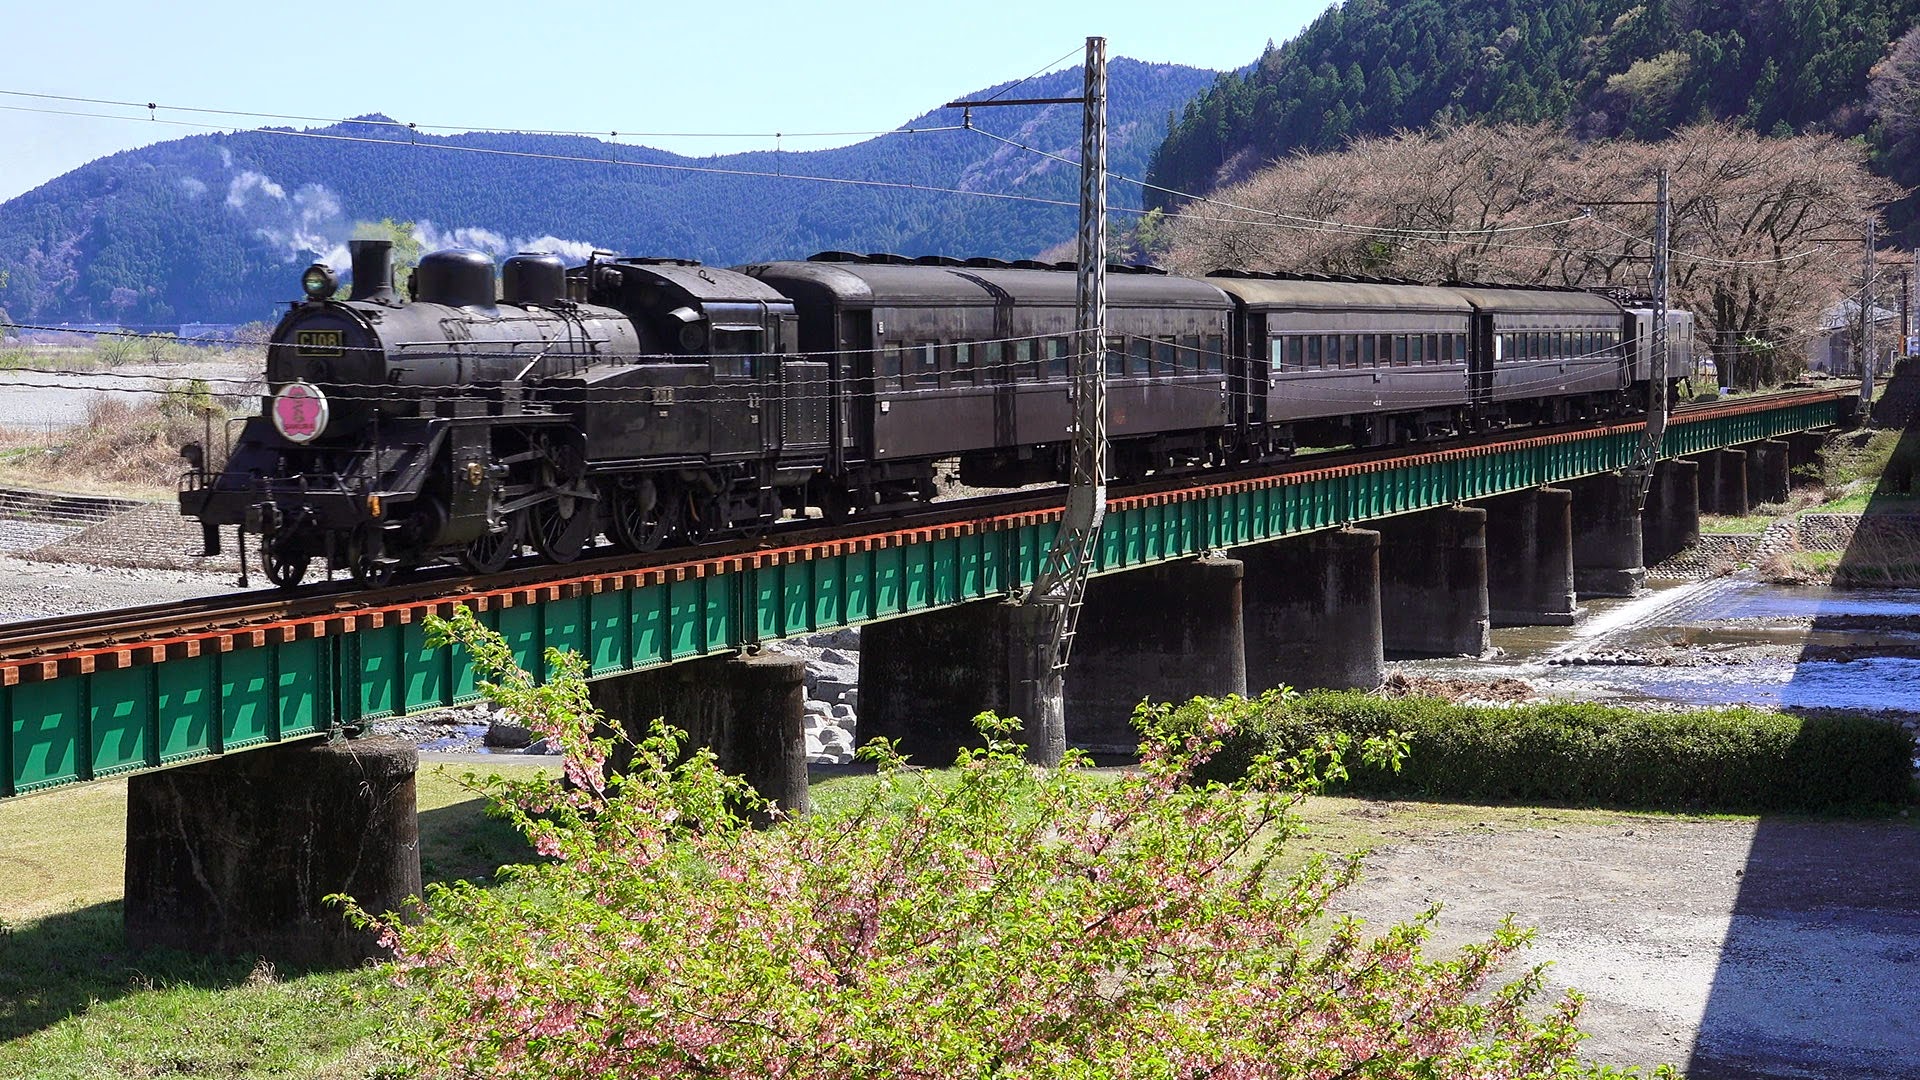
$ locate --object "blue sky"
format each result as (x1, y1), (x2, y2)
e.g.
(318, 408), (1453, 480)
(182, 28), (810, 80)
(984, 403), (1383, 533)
(0, 0), (1329, 203)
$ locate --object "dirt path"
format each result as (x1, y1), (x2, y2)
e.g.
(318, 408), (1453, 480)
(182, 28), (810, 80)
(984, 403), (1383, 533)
(1333, 810), (1920, 1078)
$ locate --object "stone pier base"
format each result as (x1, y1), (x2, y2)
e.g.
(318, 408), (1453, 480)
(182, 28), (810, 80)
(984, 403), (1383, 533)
(1785, 432), (1825, 487)
(1239, 528), (1384, 694)
(1569, 471), (1646, 597)
(860, 600), (1065, 768)
(124, 737), (421, 964)
(1747, 440), (1792, 506)
(1644, 458), (1702, 565)
(1483, 486), (1577, 626)
(589, 651), (810, 817)
(1065, 556), (1247, 755)
(1377, 506), (1490, 658)
(1698, 449), (1751, 517)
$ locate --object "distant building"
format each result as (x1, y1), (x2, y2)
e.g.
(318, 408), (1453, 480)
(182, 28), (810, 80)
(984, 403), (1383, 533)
(27, 324), (129, 345)
(1809, 300), (1900, 375)
(178, 323), (240, 343)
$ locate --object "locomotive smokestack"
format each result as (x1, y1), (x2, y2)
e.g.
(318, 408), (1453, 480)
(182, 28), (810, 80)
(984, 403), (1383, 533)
(348, 239), (396, 302)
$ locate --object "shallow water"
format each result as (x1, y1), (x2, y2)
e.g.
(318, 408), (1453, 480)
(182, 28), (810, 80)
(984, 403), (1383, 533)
(1394, 578), (1920, 713)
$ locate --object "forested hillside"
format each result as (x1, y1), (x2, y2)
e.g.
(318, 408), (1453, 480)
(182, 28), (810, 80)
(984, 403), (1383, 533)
(0, 60), (1213, 327)
(1148, 0), (1920, 216)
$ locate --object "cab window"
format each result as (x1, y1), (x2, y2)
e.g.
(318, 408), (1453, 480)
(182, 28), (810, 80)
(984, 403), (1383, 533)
(710, 328), (761, 377)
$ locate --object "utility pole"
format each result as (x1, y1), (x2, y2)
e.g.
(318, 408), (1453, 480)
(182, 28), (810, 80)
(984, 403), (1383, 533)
(949, 38), (1106, 765)
(1864, 219), (1877, 410)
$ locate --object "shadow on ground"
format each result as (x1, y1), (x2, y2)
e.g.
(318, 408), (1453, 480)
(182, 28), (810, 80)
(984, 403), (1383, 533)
(1688, 379), (1920, 1079)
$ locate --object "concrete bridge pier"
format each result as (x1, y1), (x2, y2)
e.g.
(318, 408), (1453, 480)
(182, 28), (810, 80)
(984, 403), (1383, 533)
(1746, 440), (1792, 505)
(1239, 528), (1384, 694)
(1482, 486), (1577, 626)
(1785, 432), (1825, 486)
(1377, 506), (1490, 657)
(124, 736), (422, 964)
(1568, 471), (1645, 597)
(1064, 556), (1247, 756)
(589, 651), (811, 819)
(860, 599), (1066, 768)
(1696, 449), (1750, 516)
(1643, 458), (1702, 565)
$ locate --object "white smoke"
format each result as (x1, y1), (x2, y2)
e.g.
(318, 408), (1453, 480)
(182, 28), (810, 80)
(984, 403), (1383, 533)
(210, 157), (601, 274)
(223, 168), (349, 267)
(179, 176), (207, 198)
(413, 222), (601, 265)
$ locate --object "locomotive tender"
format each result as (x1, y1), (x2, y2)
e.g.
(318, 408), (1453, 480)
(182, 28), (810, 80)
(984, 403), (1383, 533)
(180, 240), (1692, 587)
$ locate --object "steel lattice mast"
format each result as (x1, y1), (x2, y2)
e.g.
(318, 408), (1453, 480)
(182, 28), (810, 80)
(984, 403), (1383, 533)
(1024, 36), (1107, 663)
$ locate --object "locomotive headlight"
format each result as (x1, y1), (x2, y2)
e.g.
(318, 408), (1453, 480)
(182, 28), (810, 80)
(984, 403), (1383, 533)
(300, 263), (339, 300)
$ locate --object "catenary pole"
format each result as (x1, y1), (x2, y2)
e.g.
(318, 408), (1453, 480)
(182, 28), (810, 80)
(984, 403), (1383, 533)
(1630, 169), (1671, 508)
(1864, 219), (1877, 410)
(948, 38), (1105, 765)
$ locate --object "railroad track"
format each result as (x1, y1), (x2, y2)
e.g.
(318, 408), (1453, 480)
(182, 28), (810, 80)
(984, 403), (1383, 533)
(0, 385), (1850, 675)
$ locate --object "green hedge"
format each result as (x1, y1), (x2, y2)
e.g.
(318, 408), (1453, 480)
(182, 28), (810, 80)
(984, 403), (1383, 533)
(1187, 692), (1915, 814)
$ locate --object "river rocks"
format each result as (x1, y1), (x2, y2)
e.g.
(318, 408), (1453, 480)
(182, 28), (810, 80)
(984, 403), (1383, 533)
(484, 718), (534, 749)
(775, 629), (863, 765)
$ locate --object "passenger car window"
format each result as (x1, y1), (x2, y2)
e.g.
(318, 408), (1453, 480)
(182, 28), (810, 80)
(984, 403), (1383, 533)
(1155, 336), (1177, 375)
(914, 343), (940, 388)
(1014, 339), (1038, 381)
(1128, 336), (1152, 376)
(1306, 336), (1323, 370)
(953, 342), (975, 385)
(1048, 337), (1072, 379)
(1205, 335), (1225, 373)
(882, 347), (905, 389)
(1360, 335), (1377, 367)
(1179, 334), (1202, 373)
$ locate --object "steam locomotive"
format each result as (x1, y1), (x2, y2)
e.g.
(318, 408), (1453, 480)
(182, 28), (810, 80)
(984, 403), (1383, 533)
(179, 239), (1692, 587)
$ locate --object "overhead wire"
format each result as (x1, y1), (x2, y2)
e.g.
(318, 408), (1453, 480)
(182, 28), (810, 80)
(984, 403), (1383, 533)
(0, 88), (958, 143)
(0, 102), (1056, 210)
(968, 125), (1596, 240)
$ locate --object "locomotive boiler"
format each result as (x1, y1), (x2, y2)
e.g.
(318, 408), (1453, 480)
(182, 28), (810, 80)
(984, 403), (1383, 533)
(180, 239), (823, 586)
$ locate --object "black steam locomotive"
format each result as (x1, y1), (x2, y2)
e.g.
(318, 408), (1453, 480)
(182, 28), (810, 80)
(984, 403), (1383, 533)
(179, 239), (1692, 587)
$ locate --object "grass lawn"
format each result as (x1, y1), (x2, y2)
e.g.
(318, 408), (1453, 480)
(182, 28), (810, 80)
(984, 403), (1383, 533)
(0, 761), (550, 1080)
(0, 757), (1802, 1079)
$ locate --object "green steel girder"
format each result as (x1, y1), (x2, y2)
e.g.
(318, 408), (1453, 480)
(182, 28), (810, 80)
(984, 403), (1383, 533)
(2, 393), (1846, 798)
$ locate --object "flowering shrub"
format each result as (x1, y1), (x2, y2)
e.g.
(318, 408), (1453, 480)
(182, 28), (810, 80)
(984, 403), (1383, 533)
(350, 607), (1670, 1079)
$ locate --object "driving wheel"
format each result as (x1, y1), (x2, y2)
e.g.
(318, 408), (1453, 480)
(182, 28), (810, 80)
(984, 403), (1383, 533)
(608, 481), (676, 554)
(530, 490), (595, 563)
(459, 514), (523, 575)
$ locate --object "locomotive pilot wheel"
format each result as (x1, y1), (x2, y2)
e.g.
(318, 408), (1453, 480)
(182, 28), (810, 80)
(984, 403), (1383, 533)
(347, 524), (395, 589)
(261, 535), (310, 589)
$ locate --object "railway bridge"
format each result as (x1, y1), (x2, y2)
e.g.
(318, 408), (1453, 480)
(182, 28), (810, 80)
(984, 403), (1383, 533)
(0, 388), (1849, 960)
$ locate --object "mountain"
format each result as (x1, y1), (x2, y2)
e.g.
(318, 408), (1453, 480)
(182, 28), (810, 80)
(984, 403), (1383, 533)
(0, 59), (1216, 327)
(1147, 0), (1920, 215)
